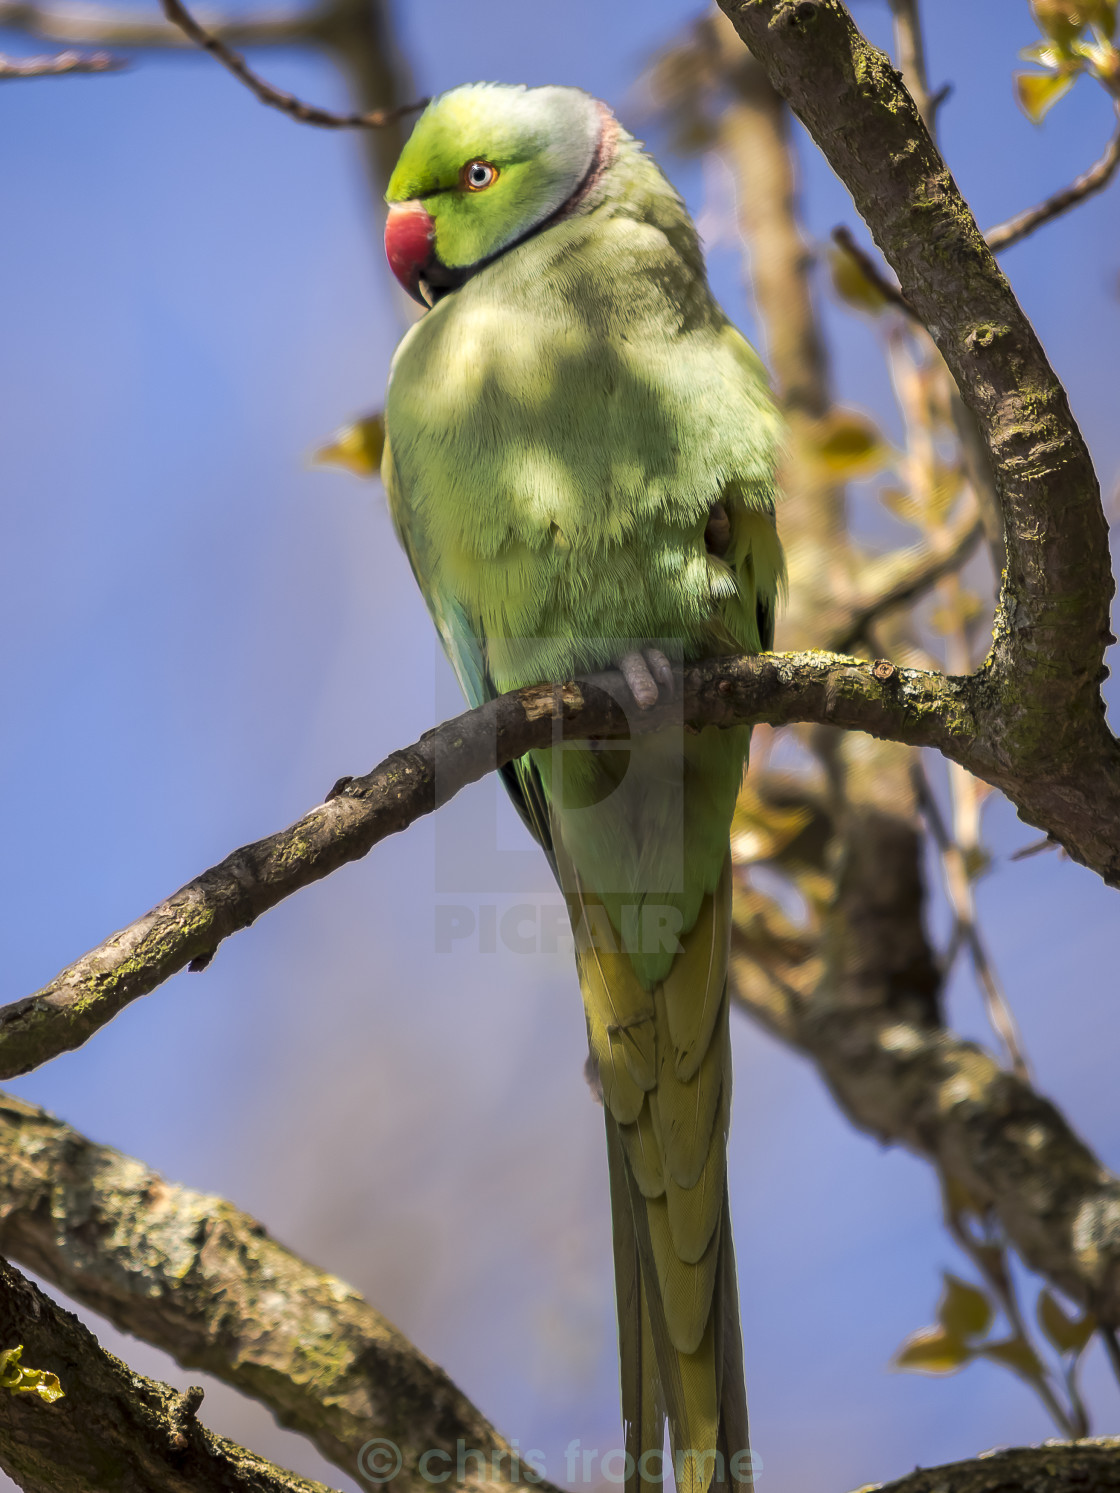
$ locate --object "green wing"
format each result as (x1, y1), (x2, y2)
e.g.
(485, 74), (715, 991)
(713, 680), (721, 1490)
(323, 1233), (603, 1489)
(383, 432), (556, 871)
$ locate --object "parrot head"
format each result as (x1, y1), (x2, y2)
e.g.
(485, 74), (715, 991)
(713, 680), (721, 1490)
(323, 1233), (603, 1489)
(384, 83), (612, 306)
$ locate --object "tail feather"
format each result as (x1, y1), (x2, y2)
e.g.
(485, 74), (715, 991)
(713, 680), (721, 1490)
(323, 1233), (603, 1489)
(577, 850), (750, 1493)
(607, 1117), (666, 1493)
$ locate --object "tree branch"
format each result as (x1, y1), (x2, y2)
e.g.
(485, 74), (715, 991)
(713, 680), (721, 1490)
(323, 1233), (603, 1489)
(718, 1), (1114, 731)
(0, 0), (312, 47)
(848, 1439), (1120, 1493)
(986, 107), (1120, 254)
(2, 626), (1119, 1081)
(0, 1254), (336, 1493)
(0, 46), (122, 75)
(0, 652), (976, 1082)
(729, 920), (1120, 1325)
(0, 1093), (556, 1493)
(157, 0), (425, 128)
(828, 514), (985, 651)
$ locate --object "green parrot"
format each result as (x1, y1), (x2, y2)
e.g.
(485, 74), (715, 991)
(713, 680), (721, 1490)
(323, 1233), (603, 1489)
(380, 83), (783, 1493)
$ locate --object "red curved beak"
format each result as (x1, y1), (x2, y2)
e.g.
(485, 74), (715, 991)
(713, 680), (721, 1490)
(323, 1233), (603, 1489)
(385, 201), (436, 306)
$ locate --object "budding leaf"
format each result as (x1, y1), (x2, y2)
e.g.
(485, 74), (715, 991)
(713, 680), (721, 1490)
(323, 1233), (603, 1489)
(938, 1273), (993, 1341)
(0, 1346), (65, 1404)
(892, 1326), (974, 1375)
(1014, 68), (1078, 121)
(1037, 1289), (1096, 1354)
(980, 1335), (1046, 1382)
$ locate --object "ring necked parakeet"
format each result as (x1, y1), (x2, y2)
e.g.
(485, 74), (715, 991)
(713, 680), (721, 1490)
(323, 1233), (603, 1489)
(380, 83), (782, 1493)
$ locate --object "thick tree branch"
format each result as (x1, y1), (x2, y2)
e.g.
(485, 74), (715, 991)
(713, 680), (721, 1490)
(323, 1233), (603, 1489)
(3, 626), (1120, 1082)
(0, 652), (975, 1081)
(730, 925), (1120, 1325)
(847, 1439), (1120, 1493)
(0, 46), (122, 75)
(0, 1254), (335, 1493)
(718, 0), (1116, 771)
(0, 1094), (555, 1493)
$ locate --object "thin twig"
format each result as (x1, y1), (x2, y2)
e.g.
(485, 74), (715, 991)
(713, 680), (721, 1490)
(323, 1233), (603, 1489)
(887, 0), (933, 127)
(159, 0), (426, 128)
(946, 1206), (1080, 1438)
(912, 761), (1032, 1082)
(831, 225), (919, 320)
(0, 0), (316, 47)
(1010, 836), (1059, 861)
(986, 110), (1120, 253)
(1101, 1324), (1120, 1395)
(830, 514), (984, 652)
(0, 45), (122, 75)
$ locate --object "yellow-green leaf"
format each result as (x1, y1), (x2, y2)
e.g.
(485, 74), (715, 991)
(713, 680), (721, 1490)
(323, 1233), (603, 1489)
(0, 1346), (65, 1404)
(1020, 39), (1072, 66)
(1037, 1290), (1096, 1355)
(938, 1273), (993, 1342)
(1029, 0), (1111, 44)
(1014, 68), (1078, 122)
(731, 790), (812, 866)
(827, 241), (889, 315)
(892, 1326), (974, 1375)
(811, 411), (892, 480)
(980, 1335), (1046, 1381)
(311, 414), (385, 478)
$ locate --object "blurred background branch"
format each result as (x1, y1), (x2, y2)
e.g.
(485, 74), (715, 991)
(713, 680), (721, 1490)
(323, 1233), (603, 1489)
(157, 0), (425, 130)
(0, 0), (416, 187)
(0, 43), (121, 73)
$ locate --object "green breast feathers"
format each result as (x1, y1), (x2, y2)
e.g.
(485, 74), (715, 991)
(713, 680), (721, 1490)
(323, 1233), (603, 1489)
(383, 119), (782, 693)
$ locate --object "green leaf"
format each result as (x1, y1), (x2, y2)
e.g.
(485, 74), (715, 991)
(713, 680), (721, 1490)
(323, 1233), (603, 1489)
(892, 1326), (974, 1375)
(1037, 1290), (1096, 1355)
(938, 1273), (993, 1342)
(1014, 68), (1078, 122)
(0, 1346), (65, 1404)
(980, 1335), (1046, 1382)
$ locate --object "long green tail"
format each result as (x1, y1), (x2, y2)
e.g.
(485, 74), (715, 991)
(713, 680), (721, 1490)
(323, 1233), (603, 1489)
(564, 849), (752, 1493)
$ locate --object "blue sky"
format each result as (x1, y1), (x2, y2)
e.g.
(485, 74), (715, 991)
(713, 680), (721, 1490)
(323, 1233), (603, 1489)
(1, 1), (1118, 1489)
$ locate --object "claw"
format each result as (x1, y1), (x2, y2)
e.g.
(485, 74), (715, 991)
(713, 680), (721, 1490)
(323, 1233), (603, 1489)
(645, 647), (674, 700)
(618, 650), (658, 709)
(617, 648), (675, 710)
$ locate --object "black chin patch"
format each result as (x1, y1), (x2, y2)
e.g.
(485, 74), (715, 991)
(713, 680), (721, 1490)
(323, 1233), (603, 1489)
(419, 259), (472, 304)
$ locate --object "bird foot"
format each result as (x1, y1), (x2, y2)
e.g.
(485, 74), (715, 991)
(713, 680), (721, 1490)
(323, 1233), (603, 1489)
(616, 648), (674, 710)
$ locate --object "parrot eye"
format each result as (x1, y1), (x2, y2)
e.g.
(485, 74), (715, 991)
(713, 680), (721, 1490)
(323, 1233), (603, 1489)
(461, 159), (498, 191)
